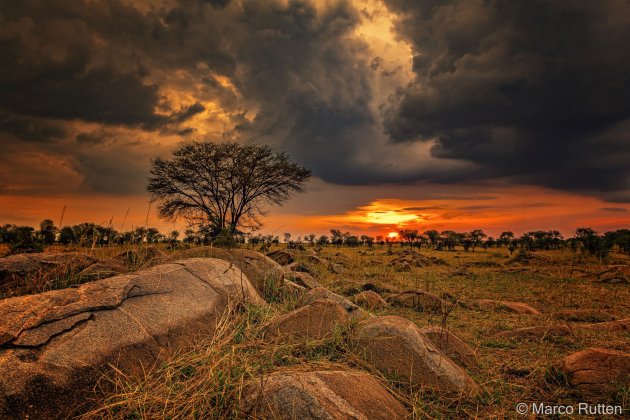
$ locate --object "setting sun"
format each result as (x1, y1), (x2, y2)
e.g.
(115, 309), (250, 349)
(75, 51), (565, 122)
(387, 231), (399, 239)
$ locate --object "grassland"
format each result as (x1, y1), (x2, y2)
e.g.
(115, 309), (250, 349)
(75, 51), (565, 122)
(3, 243), (629, 418)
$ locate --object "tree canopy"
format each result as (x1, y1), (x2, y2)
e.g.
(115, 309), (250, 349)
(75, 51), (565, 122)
(147, 142), (311, 235)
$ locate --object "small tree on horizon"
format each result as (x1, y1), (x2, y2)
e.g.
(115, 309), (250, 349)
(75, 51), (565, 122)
(147, 142), (311, 236)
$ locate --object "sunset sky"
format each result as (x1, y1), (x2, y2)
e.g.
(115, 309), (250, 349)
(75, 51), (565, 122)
(1, 0), (629, 238)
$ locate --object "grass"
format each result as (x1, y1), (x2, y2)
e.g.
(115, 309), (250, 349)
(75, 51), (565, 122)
(2, 243), (629, 418)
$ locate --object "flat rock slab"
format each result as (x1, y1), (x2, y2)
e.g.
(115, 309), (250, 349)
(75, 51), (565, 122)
(386, 290), (445, 313)
(0, 258), (263, 419)
(553, 309), (616, 323)
(421, 326), (478, 368)
(349, 316), (479, 395)
(554, 348), (630, 399)
(472, 299), (541, 315)
(241, 369), (410, 419)
(495, 324), (573, 340)
(579, 318), (630, 332)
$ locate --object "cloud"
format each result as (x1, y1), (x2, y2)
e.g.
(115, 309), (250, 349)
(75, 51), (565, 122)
(381, 0), (630, 200)
(1, 0), (629, 202)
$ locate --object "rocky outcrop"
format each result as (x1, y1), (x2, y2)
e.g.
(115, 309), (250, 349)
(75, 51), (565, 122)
(0, 258), (263, 419)
(387, 290), (445, 313)
(353, 290), (388, 310)
(421, 326), (478, 368)
(176, 248), (284, 296)
(241, 369), (409, 419)
(283, 261), (313, 274)
(554, 348), (630, 399)
(349, 316), (479, 395)
(264, 299), (350, 343)
(471, 299), (541, 315)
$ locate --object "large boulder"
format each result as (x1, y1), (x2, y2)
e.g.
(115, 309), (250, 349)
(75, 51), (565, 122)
(387, 290), (445, 313)
(0, 252), (99, 291)
(421, 326), (478, 368)
(349, 316), (479, 395)
(176, 247), (284, 296)
(0, 258), (263, 419)
(264, 299), (350, 343)
(554, 348), (630, 399)
(471, 299), (541, 315)
(241, 369), (409, 419)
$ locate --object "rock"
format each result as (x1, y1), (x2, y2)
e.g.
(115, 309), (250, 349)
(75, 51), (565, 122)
(328, 262), (344, 274)
(264, 299), (349, 343)
(554, 348), (630, 399)
(450, 266), (471, 276)
(509, 252), (552, 265)
(0, 252), (98, 291)
(395, 261), (412, 272)
(76, 258), (128, 281)
(553, 309), (616, 323)
(266, 250), (295, 266)
(241, 369), (409, 419)
(283, 261), (313, 274)
(305, 254), (324, 265)
(360, 281), (399, 295)
(349, 316), (479, 395)
(495, 324), (573, 340)
(284, 271), (320, 289)
(579, 318), (630, 332)
(283, 279), (307, 296)
(472, 299), (541, 315)
(387, 290), (445, 313)
(421, 326), (478, 368)
(0, 258), (264, 419)
(305, 287), (368, 321)
(353, 290), (388, 310)
(176, 247), (284, 296)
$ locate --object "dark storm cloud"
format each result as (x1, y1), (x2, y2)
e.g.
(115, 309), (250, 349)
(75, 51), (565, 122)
(382, 0), (630, 199)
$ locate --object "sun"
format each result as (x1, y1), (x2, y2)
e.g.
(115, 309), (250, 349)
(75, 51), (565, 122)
(387, 231), (399, 239)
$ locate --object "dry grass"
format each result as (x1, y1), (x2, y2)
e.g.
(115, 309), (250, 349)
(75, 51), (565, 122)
(3, 243), (629, 418)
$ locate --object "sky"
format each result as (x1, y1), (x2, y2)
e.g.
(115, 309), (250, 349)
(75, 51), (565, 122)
(1, 0), (629, 238)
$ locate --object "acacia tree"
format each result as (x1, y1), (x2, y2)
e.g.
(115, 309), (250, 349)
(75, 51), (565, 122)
(148, 142), (311, 235)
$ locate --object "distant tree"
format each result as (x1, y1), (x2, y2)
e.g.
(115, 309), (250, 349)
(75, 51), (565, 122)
(399, 229), (418, 248)
(148, 142), (311, 237)
(317, 235), (330, 246)
(375, 235), (384, 247)
(330, 229), (343, 247)
(468, 229), (487, 252)
(605, 229), (630, 254)
(424, 230), (439, 249)
(39, 219), (57, 245)
(345, 235), (360, 247)
(499, 231), (515, 247)
(58, 226), (75, 245)
(306, 233), (316, 245)
(283, 232), (292, 244)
